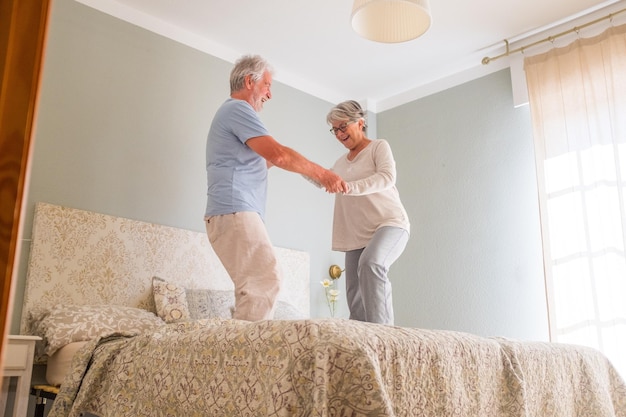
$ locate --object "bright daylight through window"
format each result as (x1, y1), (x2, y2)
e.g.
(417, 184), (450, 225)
(525, 23), (626, 380)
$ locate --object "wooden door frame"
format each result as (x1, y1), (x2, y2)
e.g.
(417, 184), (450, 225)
(0, 0), (51, 375)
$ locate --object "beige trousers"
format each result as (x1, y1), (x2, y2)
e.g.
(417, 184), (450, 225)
(205, 212), (282, 321)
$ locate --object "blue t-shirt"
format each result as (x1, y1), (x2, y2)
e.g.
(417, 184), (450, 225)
(205, 98), (270, 218)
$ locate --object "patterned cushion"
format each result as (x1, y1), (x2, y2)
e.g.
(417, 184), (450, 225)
(185, 288), (234, 319)
(153, 277), (306, 321)
(152, 277), (191, 323)
(274, 300), (307, 320)
(30, 304), (165, 357)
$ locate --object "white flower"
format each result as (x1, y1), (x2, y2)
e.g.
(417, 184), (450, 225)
(321, 279), (340, 317)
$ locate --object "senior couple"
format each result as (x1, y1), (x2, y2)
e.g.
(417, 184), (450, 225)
(204, 55), (410, 326)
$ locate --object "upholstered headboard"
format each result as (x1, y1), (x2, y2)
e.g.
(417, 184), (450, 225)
(20, 202), (310, 333)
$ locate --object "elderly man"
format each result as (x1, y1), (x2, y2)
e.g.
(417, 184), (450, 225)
(205, 54), (347, 321)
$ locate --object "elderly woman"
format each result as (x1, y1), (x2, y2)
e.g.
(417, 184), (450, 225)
(327, 100), (410, 325)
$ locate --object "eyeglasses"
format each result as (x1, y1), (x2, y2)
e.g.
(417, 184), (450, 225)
(329, 121), (355, 135)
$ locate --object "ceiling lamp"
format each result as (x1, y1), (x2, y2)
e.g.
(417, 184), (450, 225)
(351, 0), (432, 43)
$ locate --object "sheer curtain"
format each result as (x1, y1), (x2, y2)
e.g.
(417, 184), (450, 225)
(524, 24), (626, 378)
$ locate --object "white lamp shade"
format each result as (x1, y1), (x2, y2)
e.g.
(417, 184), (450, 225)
(351, 0), (432, 43)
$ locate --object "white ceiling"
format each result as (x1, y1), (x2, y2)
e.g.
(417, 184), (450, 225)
(76, 0), (625, 112)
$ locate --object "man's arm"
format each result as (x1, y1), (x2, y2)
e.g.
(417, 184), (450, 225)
(247, 135), (347, 193)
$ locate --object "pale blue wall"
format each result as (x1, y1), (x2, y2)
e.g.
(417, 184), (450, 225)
(13, 0), (549, 342)
(378, 71), (548, 340)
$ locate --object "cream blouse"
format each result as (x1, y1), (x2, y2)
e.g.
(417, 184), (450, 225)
(331, 139), (410, 252)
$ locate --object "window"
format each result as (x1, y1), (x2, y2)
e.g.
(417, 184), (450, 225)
(525, 24), (626, 378)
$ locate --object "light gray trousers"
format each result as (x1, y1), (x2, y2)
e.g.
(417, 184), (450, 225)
(344, 226), (409, 325)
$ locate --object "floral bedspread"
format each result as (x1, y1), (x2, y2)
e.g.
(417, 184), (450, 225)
(49, 318), (626, 417)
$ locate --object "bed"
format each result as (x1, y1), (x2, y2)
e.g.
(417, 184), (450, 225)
(21, 202), (626, 417)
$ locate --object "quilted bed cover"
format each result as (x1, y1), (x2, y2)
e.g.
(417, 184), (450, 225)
(49, 318), (626, 417)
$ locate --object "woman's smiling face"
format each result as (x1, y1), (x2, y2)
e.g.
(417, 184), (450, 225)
(331, 119), (364, 150)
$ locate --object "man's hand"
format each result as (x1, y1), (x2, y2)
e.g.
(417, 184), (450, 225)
(319, 170), (348, 194)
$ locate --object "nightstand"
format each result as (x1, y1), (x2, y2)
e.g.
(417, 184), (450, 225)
(1, 335), (41, 417)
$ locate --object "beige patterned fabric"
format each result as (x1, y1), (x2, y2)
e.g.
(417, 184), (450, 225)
(21, 203), (310, 340)
(29, 304), (165, 358)
(49, 319), (626, 417)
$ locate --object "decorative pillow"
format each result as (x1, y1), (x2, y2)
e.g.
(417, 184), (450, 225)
(30, 304), (165, 357)
(152, 276), (191, 323)
(152, 277), (307, 321)
(185, 289), (307, 319)
(274, 300), (307, 320)
(185, 288), (234, 320)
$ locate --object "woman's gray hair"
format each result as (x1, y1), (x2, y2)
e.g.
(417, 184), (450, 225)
(230, 55), (274, 94)
(326, 100), (368, 132)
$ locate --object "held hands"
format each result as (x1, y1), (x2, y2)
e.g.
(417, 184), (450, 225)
(319, 170), (348, 194)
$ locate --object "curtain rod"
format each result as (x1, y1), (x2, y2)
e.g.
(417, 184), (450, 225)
(481, 7), (626, 65)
